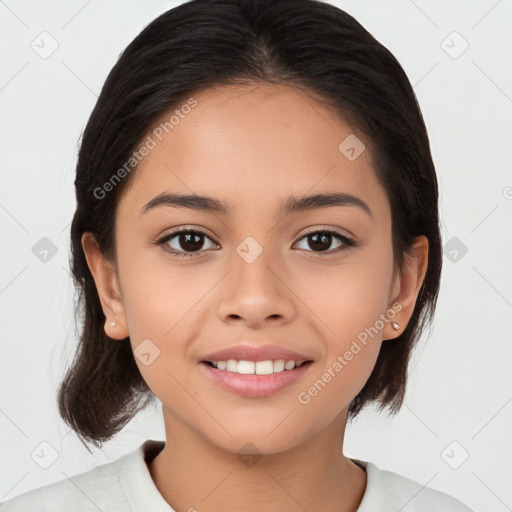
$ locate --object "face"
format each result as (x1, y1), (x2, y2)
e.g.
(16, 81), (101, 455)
(84, 83), (427, 455)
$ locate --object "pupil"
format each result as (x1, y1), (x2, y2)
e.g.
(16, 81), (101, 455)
(309, 232), (331, 252)
(181, 232), (203, 252)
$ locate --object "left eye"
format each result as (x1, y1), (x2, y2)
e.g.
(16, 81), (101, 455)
(294, 230), (354, 253)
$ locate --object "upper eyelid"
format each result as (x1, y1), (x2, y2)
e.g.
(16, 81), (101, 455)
(297, 226), (353, 240)
(158, 226), (218, 242)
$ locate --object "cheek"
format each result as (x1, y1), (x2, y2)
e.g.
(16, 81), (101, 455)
(118, 242), (208, 343)
(301, 245), (395, 340)
(295, 244), (393, 407)
(296, 355), (378, 433)
(295, 315), (383, 433)
(117, 246), (216, 396)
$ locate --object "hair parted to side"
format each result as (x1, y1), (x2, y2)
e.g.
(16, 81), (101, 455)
(58, 0), (442, 449)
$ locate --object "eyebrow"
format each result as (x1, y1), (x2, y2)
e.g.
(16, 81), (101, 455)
(140, 191), (372, 218)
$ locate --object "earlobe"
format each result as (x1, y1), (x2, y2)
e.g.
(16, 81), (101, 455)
(81, 232), (129, 340)
(384, 235), (429, 340)
(103, 318), (129, 340)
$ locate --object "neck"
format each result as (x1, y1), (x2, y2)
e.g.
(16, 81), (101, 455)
(148, 408), (367, 512)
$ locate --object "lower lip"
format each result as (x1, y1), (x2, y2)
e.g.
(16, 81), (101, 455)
(199, 361), (313, 398)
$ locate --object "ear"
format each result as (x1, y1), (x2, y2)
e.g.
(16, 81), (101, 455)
(383, 235), (429, 340)
(81, 232), (129, 340)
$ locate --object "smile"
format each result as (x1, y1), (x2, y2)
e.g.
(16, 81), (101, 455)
(206, 359), (308, 375)
(199, 360), (313, 398)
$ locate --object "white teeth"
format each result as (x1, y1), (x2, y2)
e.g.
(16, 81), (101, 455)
(255, 360), (274, 375)
(238, 360), (255, 374)
(273, 359), (285, 372)
(208, 358), (308, 374)
(226, 359), (238, 372)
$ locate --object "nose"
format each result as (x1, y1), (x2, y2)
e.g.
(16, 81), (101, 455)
(217, 245), (297, 329)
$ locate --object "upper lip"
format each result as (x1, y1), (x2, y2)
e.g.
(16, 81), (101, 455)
(201, 344), (313, 363)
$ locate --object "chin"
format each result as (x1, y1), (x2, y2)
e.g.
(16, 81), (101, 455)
(204, 421), (312, 457)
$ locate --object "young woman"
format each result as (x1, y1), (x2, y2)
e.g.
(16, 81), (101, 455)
(1, 0), (474, 510)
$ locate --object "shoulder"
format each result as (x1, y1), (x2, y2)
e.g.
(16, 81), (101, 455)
(0, 439), (168, 512)
(355, 460), (474, 512)
(0, 451), (130, 511)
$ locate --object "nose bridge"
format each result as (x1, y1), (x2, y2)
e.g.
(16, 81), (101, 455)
(234, 234), (281, 302)
(217, 234), (295, 325)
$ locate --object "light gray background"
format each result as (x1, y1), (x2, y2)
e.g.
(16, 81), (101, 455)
(1, 1), (511, 511)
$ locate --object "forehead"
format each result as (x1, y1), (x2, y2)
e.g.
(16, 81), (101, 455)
(117, 83), (389, 220)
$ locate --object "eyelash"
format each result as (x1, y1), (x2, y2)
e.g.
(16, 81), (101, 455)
(155, 227), (356, 259)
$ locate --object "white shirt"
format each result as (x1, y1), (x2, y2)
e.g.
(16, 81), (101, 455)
(0, 439), (474, 511)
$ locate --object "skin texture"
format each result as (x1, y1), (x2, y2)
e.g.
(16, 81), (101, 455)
(82, 83), (428, 512)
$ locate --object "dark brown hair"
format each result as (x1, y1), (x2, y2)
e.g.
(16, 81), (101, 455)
(58, 0), (442, 449)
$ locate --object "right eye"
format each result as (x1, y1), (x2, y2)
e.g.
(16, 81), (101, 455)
(156, 229), (220, 258)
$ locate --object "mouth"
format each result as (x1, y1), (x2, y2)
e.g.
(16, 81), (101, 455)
(202, 358), (313, 374)
(198, 359), (314, 398)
